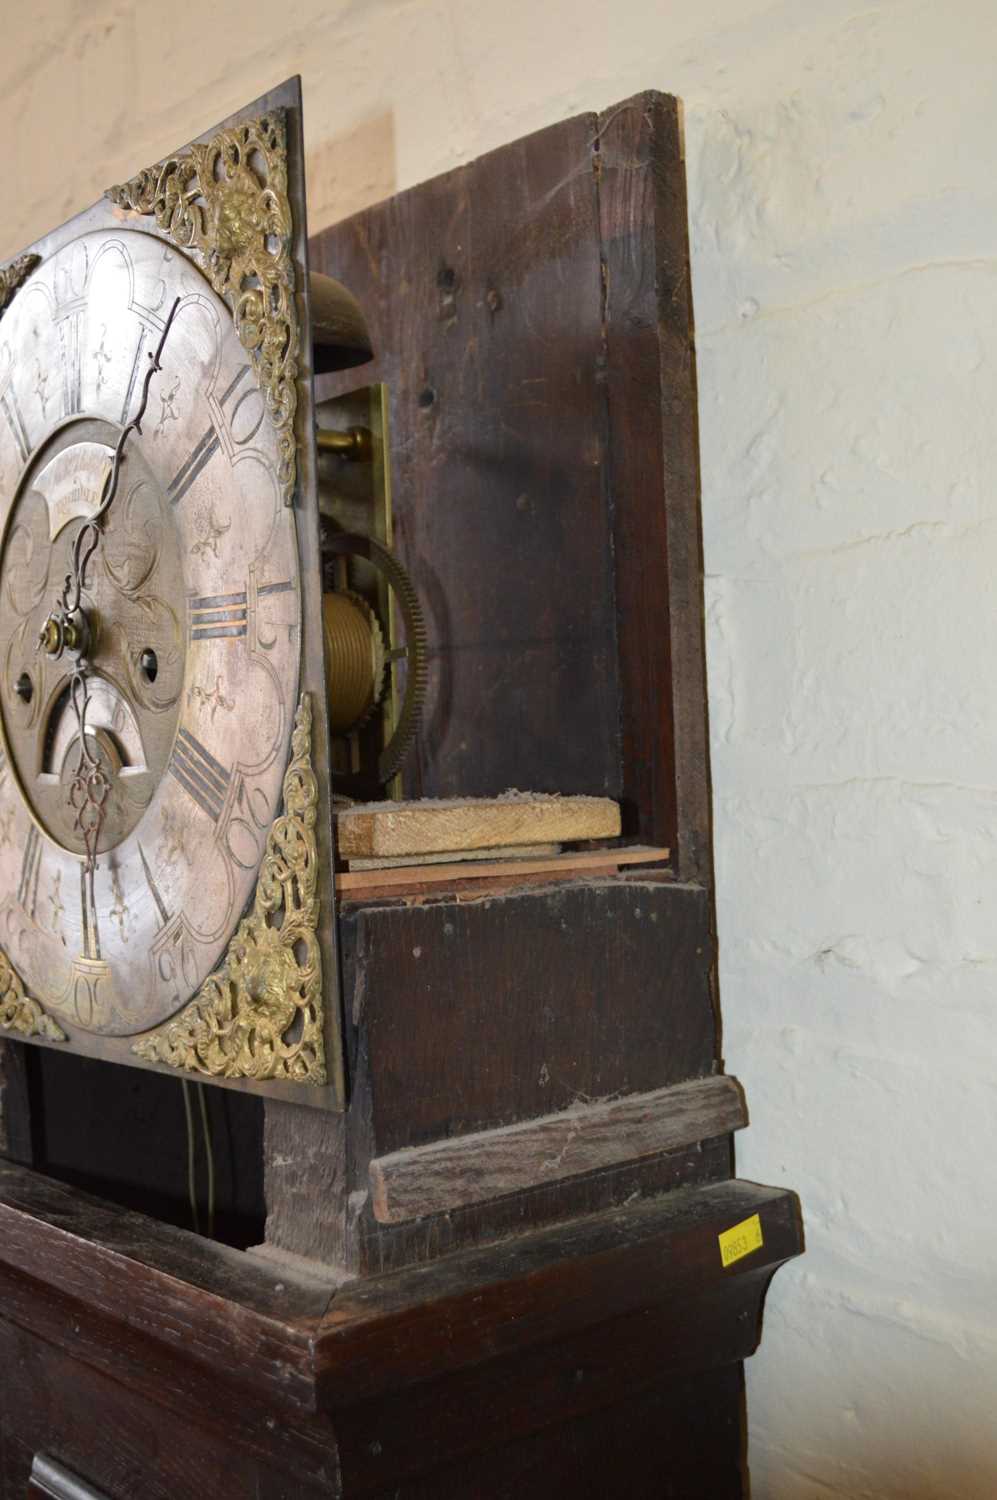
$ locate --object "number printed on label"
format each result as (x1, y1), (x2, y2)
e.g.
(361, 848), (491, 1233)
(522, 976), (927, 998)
(718, 1212), (764, 1269)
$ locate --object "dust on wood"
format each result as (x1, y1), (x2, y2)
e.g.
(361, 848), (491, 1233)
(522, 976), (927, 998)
(369, 1074), (746, 1224)
(336, 844), (667, 896)
(336, 793), (621, 859)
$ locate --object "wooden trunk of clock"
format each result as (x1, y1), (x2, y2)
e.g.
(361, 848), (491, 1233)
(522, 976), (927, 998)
(0, 90), (802, 1498)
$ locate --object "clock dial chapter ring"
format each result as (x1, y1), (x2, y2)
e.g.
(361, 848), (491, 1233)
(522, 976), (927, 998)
(35, 294), (181, 874)
(0, 228), (302, 1040)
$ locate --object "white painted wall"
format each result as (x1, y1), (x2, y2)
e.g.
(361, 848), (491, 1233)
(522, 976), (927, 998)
(3, 2), (994, 1493)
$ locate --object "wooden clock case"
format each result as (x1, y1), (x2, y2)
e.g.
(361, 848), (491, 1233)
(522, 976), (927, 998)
(0, 85), (803, 1499)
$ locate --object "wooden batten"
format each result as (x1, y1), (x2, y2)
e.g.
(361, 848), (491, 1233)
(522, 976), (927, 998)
(336, 794), (622, 860)
(347, 842), (560, 870)
(336, 843), (669, 898)
(369, 1074), (747, 1225)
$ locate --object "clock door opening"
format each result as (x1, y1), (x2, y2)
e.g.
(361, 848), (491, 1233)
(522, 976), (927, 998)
(9, 1044), (266, 1250)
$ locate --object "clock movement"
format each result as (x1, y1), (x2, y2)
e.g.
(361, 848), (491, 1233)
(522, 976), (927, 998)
(0, 79), (801, 1500)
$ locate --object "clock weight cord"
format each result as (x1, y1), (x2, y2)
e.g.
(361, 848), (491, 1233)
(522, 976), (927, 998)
(181, 1077), (215, 1239)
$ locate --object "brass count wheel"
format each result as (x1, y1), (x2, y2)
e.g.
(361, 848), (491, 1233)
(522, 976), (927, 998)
(323, 532), (426, 784)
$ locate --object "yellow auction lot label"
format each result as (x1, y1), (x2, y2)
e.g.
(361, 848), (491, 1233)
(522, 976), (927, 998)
(719, 1212), (764, 1268)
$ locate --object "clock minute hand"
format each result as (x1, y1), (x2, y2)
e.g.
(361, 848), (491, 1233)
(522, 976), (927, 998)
(40, 295), (183, 647)
(89, 295), (182, 531)
(70, 295), (183, 605)
(39, 296), (182, 879)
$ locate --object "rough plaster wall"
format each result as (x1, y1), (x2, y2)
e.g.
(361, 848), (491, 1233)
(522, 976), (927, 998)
(1, 1), (992, 1494)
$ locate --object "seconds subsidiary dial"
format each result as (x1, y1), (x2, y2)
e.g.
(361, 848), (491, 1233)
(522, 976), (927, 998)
(0, 229), (301, 1038)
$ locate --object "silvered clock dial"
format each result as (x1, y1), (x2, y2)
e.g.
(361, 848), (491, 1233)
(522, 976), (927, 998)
(0, 82), (344, 1106)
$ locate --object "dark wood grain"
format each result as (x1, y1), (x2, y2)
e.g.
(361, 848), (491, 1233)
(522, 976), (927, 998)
(335, 1289), (755, 1494)
(312, 112), (622, 808)
(312, 93), (710, 862)
(0, 1041), (34, 1167)
(355, 1135), (733, 1279)
(363, 1366), (745, 1499)
(316, 1178), (801, 1405)
(264, 1099), (348, 1267)
(268, 95), (729, 1279)
(0, 1255), (337, 1493)
(0, 1320), (331, 1500)
(266, 872), (721, 1274)
(345, 879), (716, 1154)
(0, 1163), (331, 1411)
(369, 1073), (746, 1224)
(597, 93), (711, 872)
(0, 1160), (799, 1499)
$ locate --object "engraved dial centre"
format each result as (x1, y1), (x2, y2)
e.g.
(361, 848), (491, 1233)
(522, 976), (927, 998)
(0, 422), (185, 856)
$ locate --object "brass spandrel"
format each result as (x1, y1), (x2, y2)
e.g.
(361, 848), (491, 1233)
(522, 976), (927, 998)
(132, 693), (325, 1084)
(0, 948), (66, 1042)
(107, 111), (300, 508)
(0, 255), (39, 319)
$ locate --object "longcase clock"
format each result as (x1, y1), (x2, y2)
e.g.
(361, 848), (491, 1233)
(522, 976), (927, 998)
(0, 84), (803, 1500)
(0, 81), (345, 1106)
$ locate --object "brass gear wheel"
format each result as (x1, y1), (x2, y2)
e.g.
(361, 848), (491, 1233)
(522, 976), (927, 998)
(324, 532), (427, 784)
(323, 589), (385, 734)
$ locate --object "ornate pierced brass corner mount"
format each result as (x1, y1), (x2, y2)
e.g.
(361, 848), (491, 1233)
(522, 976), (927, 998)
(0, 255), (39, 319)
(107, 111), (300, 507)
(132, 694), (326, 1085)
(0, 948), (66, 1042)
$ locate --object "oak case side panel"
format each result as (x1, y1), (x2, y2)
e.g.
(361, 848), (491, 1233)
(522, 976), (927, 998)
(596, 92), (711, 874)
(313, 92), (710, 865)
(268, 98), (728, 1279)
(342, 880), (717, 1155)
(312, 110), (623, 808)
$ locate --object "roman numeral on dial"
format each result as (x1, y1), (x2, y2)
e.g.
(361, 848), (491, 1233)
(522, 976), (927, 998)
(167, 364), (251, 506)
(188, 591), (247, 641)
(0, 386), (31, 463)
(80, 862), (102, 962)
(121, 328), (148, 423)
(18, 824), (42, 919)
(138, 842), (171, 930)
(169, 728), (232, 824)
(60, 313), (83, 415)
